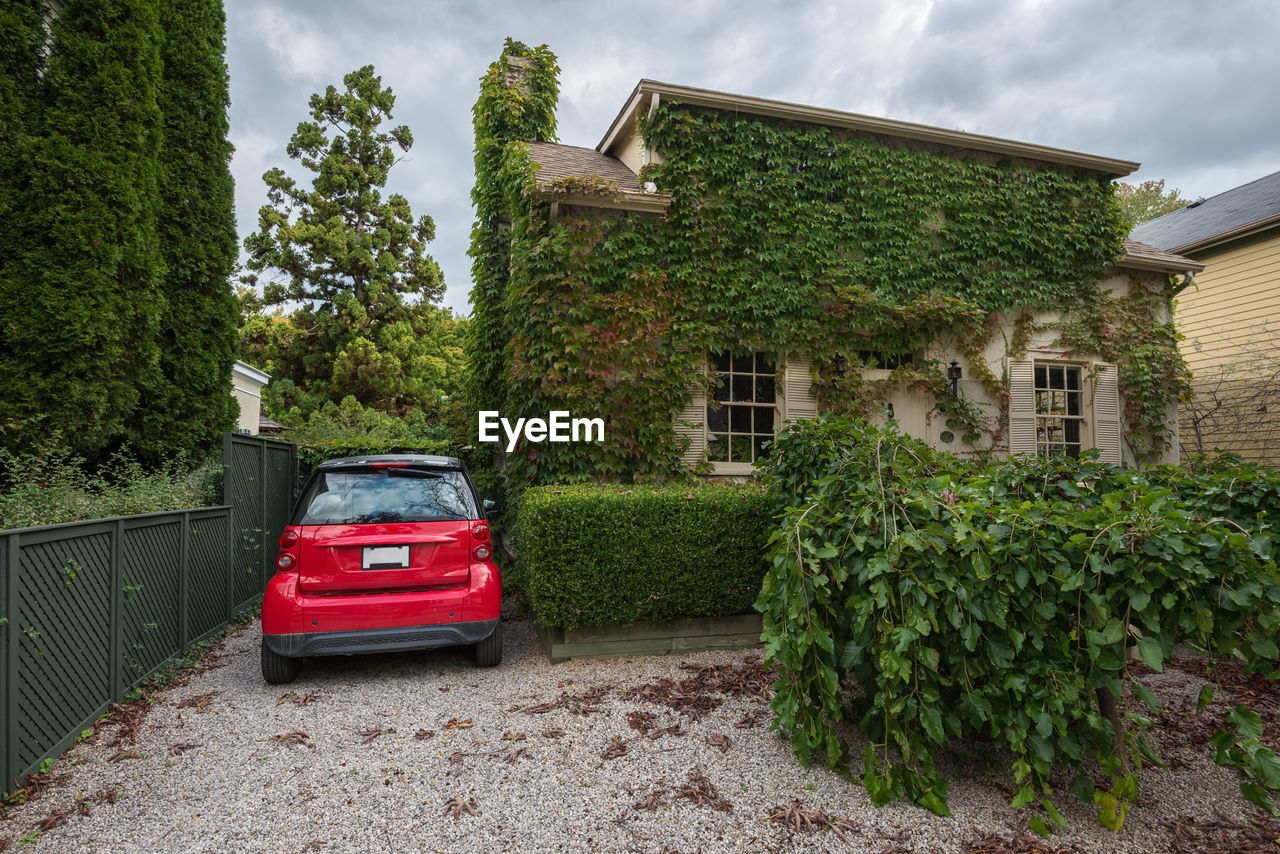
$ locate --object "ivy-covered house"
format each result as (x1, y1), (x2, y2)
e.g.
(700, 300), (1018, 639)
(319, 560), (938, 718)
(469, 41), (1201, 484)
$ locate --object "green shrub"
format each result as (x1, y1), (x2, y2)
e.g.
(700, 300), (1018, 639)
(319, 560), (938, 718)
(0, 438), (218, 530)
(517, 483), (771, 629)
(757, 414), (1280, 833)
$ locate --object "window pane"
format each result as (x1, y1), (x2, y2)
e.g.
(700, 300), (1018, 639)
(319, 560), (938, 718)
(755, 353), (777, 374)
(732, 353), (753, 373)
(1049, 366), (1065, 389)
(1067, 369), (1081, 390)
(756, 376), (776, 403)
(1035, 390), (1048, 413)
(732, 375), (753, 402)
(754, 407), (774, 433)
(729, 435), (751, 462)
(731, 405), (753, 433)
(1065, 419), (1080, 444)
(1035, 365), (1047, 388)
(707, 405), (728, 432)
(712, 374), (730, 402)
(753, 435), (772, 460)
(712, 351), (731, 372)
(707, 434), (728, 462)
(1051, 391), (1065, 414)
(1067, 391), (1081, 417)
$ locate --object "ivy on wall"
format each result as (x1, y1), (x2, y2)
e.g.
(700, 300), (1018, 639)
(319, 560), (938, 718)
(469, 40), (1182, 487)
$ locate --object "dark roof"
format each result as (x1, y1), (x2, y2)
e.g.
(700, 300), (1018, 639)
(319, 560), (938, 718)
(1130, 169), (1280, 253)
(1119, 239), (1204, 273)
(315, 454), (463, 469)
(525, 142), (642, 192)
(258, 414), (288, 432)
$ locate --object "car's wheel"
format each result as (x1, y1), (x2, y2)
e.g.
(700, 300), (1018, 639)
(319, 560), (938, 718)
(261, 642), (301, 684)
(474, 623), (502, 667)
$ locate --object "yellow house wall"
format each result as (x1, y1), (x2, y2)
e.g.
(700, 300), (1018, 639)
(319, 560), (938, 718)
(1175, 231), (1280, 376)
(1174, 230), (1280, 465)
(232, 386), (259, 433)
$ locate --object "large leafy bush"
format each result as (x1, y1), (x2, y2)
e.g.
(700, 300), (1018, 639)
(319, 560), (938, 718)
(757, 415), (1280, 832)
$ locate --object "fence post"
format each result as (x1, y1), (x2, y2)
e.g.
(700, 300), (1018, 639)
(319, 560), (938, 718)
(225, 503), (235, 624)
(179, 511), (190, 647)
(260, 440), (269, 585)
(109, 519), (123, 702)
(3, 533), (19, 795)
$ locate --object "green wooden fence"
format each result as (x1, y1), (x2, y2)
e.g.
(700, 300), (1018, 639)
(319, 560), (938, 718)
(1, 434), (295, 795)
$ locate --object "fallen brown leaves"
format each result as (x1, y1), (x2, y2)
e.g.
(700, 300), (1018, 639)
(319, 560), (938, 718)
(443, 717), (473, 730)
(704, 733), (731, 753)
(961, 826), (1080, 853)
(524, 685), (613, 716)
(167, 743), (200, 756)
(502, 747), (527, 764)
(620, 658), (776, 721)
(500, 731), (526, 742)
(357, 726), (395, 745)
(443, 795), (477, 818)
(541, 728), (565, 739)
(272, 731), (314, 749)
(765, 799), (859, 842)
(175, 691), (219, 710)
(675, 768), (733, 813)
(1162, 813), (1280, 854)
(277, 691), (320, 706)
(414, 729), (435, 741)
(106, 750), (144, 763)
(601, 737), (628, 760)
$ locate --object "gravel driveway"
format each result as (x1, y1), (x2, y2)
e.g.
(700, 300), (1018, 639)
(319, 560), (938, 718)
(0, 617), (1266, 853)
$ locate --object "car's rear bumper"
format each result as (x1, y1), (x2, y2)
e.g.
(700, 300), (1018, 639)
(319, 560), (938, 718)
(263, 619), (499, 658)
(260, 560), (501, 643)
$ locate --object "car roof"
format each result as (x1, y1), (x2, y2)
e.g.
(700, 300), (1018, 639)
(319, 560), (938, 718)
(314, 454), (464, 470)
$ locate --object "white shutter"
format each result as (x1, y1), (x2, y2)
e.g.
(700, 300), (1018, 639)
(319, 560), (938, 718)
(783, 354), (817, 422)
(1008, 360), (1036, 456)
(675, 355), (707, 466)
(1092, 362), (1121, 465)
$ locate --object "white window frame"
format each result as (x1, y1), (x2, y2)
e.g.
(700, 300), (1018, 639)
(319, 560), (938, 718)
(1009, 359), (1121, 464)
(676, 350), (817, 475)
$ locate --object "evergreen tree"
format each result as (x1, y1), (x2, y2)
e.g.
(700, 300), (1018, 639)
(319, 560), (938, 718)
(0, 0), (166, 459)
(243, 65), (446, 415)
(133, 0), (238, 460)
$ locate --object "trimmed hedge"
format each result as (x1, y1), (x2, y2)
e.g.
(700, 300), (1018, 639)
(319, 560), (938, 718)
(517, 483), (771, 629)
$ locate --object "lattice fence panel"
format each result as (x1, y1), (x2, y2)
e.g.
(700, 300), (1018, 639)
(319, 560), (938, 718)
(121, 520), (182, 684)
(14, 529), (113, 775)
(187, 513), (229, 639)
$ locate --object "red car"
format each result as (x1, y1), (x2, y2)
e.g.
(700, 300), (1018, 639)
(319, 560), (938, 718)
(261, 455), (502, 683)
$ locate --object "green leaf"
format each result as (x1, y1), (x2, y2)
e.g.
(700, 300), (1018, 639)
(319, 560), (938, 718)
(921, 707), (944, 744)
(1130, 681), (1159, 713)
(1241, 783), (1278, 815)
(1028, 816), (1051, 839)
(1197, 685), (1215, 711)
(1068, 774), (1095, 803)
(918, 790), (952, 817)
(1136, 636), (1164, 671)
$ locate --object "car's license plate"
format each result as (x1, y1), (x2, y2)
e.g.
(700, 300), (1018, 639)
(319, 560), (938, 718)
(362, 546), (409, 570)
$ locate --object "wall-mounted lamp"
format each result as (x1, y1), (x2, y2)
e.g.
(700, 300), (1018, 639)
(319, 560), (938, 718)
(947, 361), (962, 398)
(886, 402), (895, 420)
(834, 354), (847, 377)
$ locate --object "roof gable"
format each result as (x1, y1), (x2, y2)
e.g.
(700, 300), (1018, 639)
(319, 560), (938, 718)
(598, 79), (1138, 178)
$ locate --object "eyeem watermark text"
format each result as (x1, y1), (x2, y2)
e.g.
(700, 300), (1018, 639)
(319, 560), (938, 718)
(478, 411), (605, 452)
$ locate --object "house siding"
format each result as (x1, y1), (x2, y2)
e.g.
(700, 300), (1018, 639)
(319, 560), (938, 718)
(1175, 229), (1280, 464)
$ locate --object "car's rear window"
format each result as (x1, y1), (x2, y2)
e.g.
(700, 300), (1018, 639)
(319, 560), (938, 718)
(293, 468), (476, 525)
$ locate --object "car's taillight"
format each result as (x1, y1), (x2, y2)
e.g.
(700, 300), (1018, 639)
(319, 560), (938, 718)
(471, 521), (490, 542)
(276, 528), (300, 573)
(472, 544), (492, 561)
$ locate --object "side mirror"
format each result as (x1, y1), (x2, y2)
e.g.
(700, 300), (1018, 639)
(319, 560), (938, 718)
(483, 499), (500, 516)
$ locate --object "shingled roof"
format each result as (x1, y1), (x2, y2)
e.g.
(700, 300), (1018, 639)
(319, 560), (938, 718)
(1119, 239), (1204, 274)
(526, 142), (644, 192)
(1130, 169), (1280, 254)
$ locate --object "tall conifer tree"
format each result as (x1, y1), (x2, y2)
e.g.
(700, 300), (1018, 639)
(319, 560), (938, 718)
(0, 0), (166, 458)
(133, 0), (238, 460)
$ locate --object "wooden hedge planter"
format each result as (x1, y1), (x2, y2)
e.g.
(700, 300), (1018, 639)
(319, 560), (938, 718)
(535, 613), (763, 663)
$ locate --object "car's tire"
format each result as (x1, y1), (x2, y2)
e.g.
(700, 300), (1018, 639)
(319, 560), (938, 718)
(261, 642), (301, 684)
(474, 623), (502, 667)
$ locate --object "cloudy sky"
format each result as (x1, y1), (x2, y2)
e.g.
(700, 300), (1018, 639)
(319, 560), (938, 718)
(224, 0), (1280, 316)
